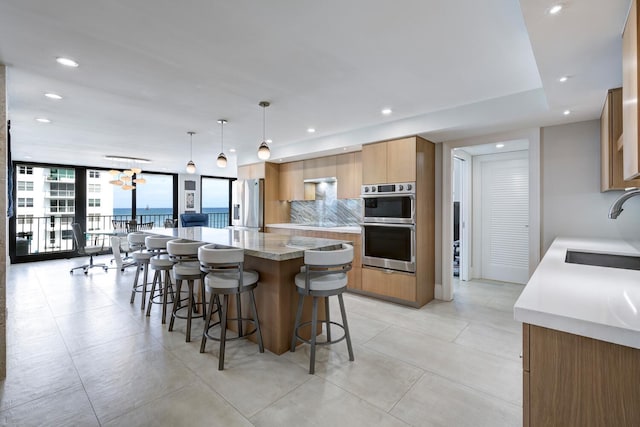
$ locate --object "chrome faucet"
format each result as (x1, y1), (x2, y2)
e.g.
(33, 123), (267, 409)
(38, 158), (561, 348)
(608, 187), (640, 219)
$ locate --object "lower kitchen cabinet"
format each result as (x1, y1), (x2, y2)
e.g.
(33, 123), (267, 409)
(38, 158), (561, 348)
(523, 323), (640, 426)
(361, 266), (416, 302)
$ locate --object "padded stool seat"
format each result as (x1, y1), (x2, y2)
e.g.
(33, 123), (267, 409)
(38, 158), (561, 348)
(199, 244), (264, 370)
(291, 243), (355, 374)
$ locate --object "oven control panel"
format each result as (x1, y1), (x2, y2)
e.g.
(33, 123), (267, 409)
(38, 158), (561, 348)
(361, 182), (415, 195)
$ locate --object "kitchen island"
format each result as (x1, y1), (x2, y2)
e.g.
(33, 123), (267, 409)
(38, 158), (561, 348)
(514, 237), (640, 426)
(154, 226), (348, 354)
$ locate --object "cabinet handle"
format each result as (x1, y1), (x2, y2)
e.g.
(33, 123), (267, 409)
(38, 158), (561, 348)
(519, 352), (523, 359)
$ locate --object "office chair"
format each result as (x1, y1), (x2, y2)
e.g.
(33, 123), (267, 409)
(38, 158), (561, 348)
(70, 223), (108, 274)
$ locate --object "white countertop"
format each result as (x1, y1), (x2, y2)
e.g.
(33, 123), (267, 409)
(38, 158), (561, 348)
(514, 237), (640, 349)
(266, 223), (361, 234)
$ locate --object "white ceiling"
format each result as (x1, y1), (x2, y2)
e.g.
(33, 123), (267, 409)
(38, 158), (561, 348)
(0, 0), (629, 176)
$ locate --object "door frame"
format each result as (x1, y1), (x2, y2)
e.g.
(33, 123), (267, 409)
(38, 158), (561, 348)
(453, 152), (471, 281)
(439, 128), (541, 301)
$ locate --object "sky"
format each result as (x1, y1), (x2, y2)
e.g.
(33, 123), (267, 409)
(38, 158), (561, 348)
(113, 175), (229, 208)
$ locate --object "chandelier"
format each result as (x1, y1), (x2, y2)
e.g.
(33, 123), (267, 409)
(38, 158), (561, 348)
(105, 155), (150, 190)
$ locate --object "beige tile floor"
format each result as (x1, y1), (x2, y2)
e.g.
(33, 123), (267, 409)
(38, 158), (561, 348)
(1, 256), (525, 426)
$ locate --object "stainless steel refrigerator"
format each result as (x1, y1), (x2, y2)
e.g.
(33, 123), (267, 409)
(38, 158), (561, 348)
(231, 179), (265, 230)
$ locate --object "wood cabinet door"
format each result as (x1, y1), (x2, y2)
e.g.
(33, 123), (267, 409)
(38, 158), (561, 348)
(387, 137), (416, 182)
(279, 161), (304, 200)
(362, 142), (387, 184)
(623, 0), (640, 180)
(303, 156), (336, 179)
(361, 267), (416, 301)
(336, 152), (361, 199)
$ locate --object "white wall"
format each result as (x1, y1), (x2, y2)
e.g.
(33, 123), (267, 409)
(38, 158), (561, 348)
(541, 119), (640, 253)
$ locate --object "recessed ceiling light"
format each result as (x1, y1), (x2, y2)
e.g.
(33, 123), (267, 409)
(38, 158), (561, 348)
(548, 4), (563, 15)
(307, 128), (316, 133)
(266, 139), (272, 143)
(35, 117), (51, 123)
(563, 109), (571, 115)
(229, 148), (236, 153)
(343, 147), (348, 151)
(559, 76), (569, 83)
(44, 92), (63, 100)
(56, 57), (79, 67)
(381, 108), (392, 115)
(495, 143), (505, 148)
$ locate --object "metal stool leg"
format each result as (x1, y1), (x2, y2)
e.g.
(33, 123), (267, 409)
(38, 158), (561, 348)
(325, 296), (331, 342)
(309, 296), (319, 374)
(130, 262), (141, 304)
(146, 270), (160, 317)
(338, 293), (354, 361)
(169, 279), (183, 332)
(236, 293), (243, 337)
(140, 262), (149, 311)
(186, 279), (194, 342)
(200, 292), (215, 353)
(219, 294), (229, 370)
(291, 293), (304, 352)
(161, 269), (172, 324)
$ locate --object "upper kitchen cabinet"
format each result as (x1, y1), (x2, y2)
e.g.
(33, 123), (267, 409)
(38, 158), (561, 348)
(362, 137), (417, 184)
(237, 162), (266, 180)
(278, 161), (305, 201)
(336, 152), (362, 199)
(303, 156), (337, 180)
(601, 88), (640, 191)
(623, 0), (640, 180)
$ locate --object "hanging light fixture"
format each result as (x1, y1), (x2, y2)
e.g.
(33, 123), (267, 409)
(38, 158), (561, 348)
(217, 119), (228, 168)
(104, 156), (149, 188)
(257, 101), (271, 160)
(186, 131), (196, 174)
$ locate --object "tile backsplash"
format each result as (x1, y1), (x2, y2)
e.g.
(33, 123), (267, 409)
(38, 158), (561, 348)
(290, 199), (362, 226)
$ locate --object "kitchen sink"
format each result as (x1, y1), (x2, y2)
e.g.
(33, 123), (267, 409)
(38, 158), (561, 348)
(565, 250), (640, 271)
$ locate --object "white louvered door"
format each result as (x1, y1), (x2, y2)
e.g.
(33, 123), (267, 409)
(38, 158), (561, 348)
(480, 155), (529, 284)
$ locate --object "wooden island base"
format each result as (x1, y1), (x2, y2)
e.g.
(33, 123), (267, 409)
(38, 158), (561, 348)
(225, 255), (324, 355)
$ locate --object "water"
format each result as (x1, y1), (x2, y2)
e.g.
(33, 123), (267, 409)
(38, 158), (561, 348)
(113, 207), (228, 216)
(113, 207), (229, 228)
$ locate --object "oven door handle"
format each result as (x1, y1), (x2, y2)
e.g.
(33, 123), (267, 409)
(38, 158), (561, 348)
(360, 223), (415, 228)
(361, 194), (415, 199)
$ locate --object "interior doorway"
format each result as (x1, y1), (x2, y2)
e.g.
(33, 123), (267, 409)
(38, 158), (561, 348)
(446, 137), (535, 299)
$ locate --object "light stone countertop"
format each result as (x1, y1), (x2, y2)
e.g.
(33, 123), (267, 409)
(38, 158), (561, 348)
(266, 223), (361, 234)
(514, 236), (640, 349)
(153, 226), (347, 261)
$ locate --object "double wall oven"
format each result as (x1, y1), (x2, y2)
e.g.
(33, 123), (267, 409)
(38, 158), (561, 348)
(361, 182), (416, 273)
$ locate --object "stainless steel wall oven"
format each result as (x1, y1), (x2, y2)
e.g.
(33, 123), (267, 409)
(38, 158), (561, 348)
(361, 182), (416, 273)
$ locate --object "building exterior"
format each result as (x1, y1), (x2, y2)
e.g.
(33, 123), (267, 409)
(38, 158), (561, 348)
(14, 166), (114, 255)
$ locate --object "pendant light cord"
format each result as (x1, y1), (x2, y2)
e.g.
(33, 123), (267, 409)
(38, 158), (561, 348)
(190, 132), (193, 159)
(262, 105), (266, 142)
(221, 120), (224, 152)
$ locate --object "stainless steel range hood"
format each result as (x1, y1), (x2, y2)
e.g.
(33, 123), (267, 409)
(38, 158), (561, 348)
(303, 176), (337, 184)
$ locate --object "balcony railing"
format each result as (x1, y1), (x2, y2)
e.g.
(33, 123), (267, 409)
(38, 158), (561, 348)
(14, 211), (230, 256)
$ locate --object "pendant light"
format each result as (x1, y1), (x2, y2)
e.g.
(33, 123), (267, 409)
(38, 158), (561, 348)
(257, 101), (271, 160)
(216, 119), (228, 168)
(186, 131), (196, 174)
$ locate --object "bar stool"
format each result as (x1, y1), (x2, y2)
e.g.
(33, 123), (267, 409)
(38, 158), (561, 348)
(198, 244), (264, 370)
(167, 239), (206, 342)
(290, 243), (355, 374)
(145, 235), (176, 323)
(128, 231), (155, 310)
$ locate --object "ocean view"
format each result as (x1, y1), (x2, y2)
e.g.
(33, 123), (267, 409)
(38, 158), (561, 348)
(112, 207), (230, 228)
(113, 207), (228, 216)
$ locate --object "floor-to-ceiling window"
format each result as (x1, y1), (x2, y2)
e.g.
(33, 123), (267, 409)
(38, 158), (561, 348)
(201, 177), (231, 228)
(14, 164), (77, 256)
(134, 172), (175, 227)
